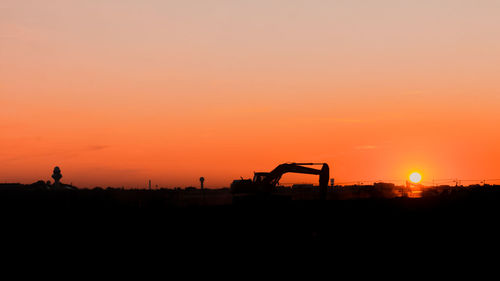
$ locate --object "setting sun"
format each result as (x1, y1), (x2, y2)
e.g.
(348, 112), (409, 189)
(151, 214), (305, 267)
(409, 172), (422, 184)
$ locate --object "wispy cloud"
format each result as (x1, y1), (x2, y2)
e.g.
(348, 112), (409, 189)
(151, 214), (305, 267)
(0, 144), (110, 162)
(86, 145), (110, 151)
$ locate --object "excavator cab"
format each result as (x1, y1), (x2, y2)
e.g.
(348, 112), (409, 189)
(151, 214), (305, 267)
(253, 173), (269, 183)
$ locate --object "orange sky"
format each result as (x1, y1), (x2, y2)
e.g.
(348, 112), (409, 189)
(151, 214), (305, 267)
(1, 0), (500, 187)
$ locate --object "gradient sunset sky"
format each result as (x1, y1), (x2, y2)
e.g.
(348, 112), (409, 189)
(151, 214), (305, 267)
(1, 0), (500, 188)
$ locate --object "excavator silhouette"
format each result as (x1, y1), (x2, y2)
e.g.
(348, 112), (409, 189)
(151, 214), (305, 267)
(231, 163), (330, 200)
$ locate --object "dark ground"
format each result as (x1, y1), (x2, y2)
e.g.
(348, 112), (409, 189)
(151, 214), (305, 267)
(1, 186), (500, 263)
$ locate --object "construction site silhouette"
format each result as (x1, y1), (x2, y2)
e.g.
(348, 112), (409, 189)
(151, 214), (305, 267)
(0, 173), (500, 252)
(3, 164), (500, 259)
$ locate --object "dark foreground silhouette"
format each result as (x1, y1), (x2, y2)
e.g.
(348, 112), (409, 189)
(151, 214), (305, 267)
(2, 184), (500, 262)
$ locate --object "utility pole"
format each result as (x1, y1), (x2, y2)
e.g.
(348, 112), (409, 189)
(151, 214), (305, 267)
(148, 179), (151, 190)
(200, 177), (205, 205)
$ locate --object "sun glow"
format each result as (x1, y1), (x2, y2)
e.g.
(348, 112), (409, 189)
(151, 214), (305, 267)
(409, 172), (422, 184)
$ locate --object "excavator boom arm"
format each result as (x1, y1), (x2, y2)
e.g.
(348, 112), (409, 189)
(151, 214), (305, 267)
(264, 163), (329, 188)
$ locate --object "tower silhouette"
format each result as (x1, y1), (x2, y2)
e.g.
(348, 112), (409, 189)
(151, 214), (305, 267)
(200, 177), (205, 190)
(52, 166), (62, 188)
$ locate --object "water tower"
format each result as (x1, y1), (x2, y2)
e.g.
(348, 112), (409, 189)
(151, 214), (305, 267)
(200, 177), (205, 190)
(52, 166), (62, 187)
